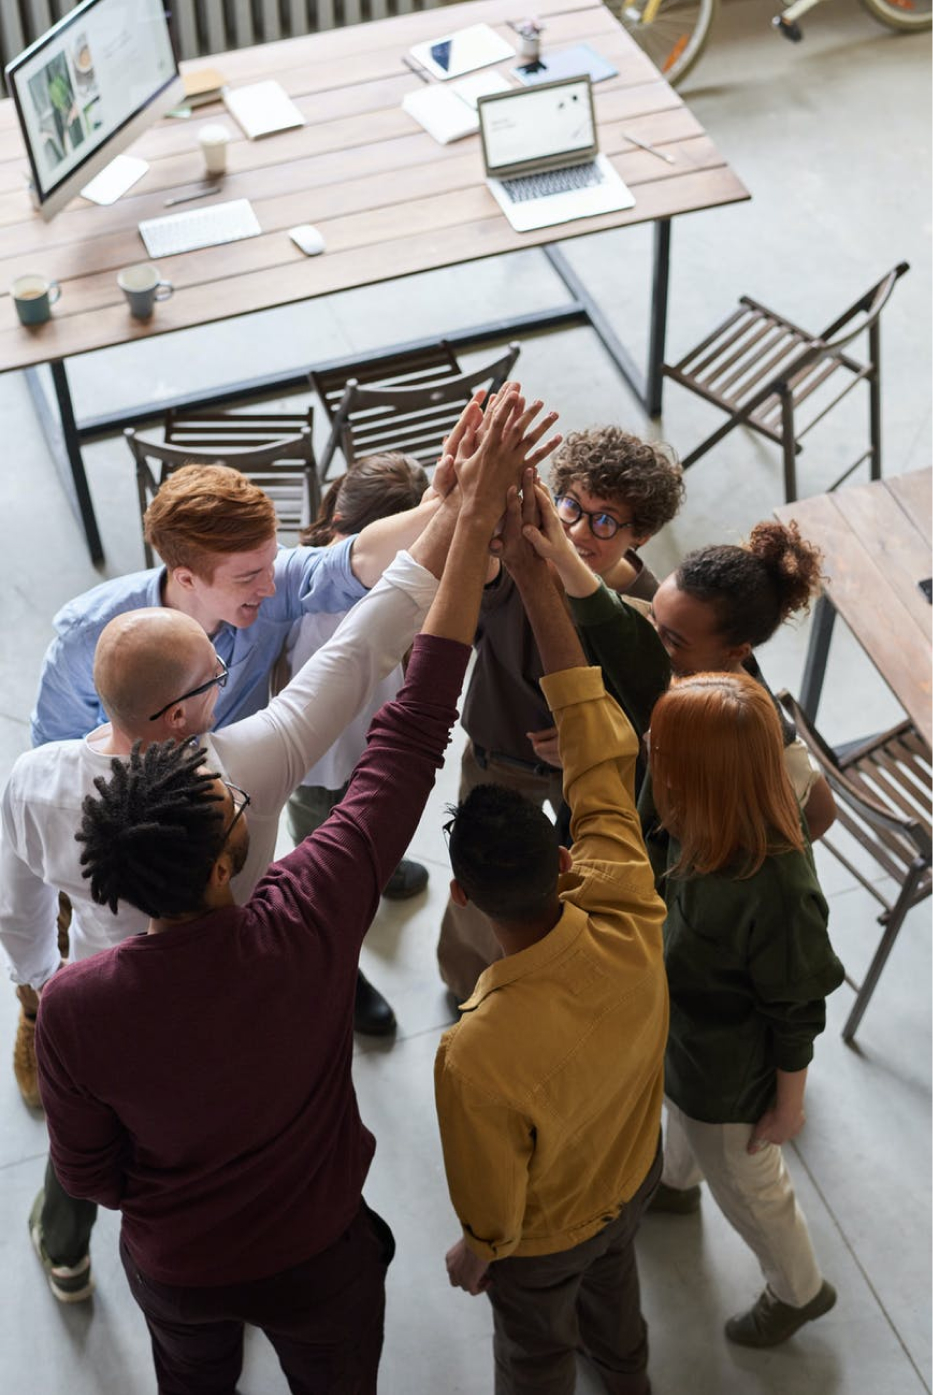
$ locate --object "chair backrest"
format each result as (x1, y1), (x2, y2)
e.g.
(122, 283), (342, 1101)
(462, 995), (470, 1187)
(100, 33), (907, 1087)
(815, 261), (910, 357)
(126, 414), (319, 567)
(778, 690), (933, 873)
(311, 340), (521, 477)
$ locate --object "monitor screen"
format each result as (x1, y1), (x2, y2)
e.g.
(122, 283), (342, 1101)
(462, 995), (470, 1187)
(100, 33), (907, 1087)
(6, 0), (180, 218)
(479, 79), (595, 176)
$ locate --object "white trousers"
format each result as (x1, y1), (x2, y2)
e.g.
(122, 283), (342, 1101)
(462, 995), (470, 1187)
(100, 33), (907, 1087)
(662, 1098), (824, 1308)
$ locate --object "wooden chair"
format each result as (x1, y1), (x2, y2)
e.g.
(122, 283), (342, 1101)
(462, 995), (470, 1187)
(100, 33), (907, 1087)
(779, 690), (932, 1045)
(126, 408), (320, 567)
(663, 263), (909, 502)
(310, 339), (521, 480)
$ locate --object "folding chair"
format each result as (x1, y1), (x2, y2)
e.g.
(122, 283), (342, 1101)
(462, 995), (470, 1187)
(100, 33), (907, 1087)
(126, 408), (320, 567)
(310, 340), (521, 480)
(779, 690), (932, 1045)
(664, 262), (909, 502)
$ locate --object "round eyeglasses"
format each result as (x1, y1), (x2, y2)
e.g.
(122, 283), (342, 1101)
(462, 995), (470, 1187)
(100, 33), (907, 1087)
(148, 654), (229, 723)
(554, 495), (633, 542)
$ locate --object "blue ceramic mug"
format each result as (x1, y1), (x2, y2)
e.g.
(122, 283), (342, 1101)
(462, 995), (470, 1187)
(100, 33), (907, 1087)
(12, 274), (61, 326)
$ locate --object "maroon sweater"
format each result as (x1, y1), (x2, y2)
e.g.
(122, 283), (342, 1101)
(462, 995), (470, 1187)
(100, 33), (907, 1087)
(36, 634), (469, 1286)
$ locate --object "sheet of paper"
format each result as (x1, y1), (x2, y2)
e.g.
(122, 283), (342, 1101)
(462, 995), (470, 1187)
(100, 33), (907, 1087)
(80, 154), (148, 206)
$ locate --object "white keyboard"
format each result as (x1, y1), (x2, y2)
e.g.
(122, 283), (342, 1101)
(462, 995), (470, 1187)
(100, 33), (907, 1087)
(138, 199), (262, 258)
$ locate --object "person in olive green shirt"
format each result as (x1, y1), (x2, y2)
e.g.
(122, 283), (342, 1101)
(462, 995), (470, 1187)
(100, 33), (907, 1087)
(436, 476), (668, 1395)
(523, 484), (845, 1350)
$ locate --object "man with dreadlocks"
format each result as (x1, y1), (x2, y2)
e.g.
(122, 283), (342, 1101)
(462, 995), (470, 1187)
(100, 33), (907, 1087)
(33, 387), (559, 1394)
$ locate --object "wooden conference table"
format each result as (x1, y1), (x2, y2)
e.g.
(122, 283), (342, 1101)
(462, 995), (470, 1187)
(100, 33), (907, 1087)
(0, 0), (749, 562)
(776, 469), (933, 750)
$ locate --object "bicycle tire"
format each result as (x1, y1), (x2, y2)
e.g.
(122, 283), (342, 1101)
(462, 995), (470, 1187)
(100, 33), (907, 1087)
(858, 0), (931, 31)
(615, 0), (719, 86)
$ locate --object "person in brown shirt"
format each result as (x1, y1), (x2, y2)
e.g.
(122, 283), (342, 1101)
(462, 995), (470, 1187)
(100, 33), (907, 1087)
(438, 426), (685, 1001)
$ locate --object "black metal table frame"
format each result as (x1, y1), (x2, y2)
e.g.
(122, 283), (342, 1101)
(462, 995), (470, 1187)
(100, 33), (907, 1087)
(23, 224), (672, 565)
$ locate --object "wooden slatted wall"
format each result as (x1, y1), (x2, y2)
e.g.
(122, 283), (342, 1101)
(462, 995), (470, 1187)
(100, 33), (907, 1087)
(0, 0), (455, 94)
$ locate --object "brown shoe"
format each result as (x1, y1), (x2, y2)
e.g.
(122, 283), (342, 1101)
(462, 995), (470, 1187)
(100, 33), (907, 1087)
(14, 1008), (42, 1110)
(725, 1281), (837, 1347)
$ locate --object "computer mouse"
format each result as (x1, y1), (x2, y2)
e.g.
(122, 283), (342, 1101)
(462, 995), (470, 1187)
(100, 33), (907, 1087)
(289, 224), (325, 256)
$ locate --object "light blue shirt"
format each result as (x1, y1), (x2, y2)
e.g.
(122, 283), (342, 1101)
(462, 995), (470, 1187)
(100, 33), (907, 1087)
(30, 540), (365, 746)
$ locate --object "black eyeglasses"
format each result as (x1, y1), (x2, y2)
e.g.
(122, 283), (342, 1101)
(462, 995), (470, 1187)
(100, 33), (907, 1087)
(148, 655), (229, 723)
(221, 781), (251, 843)
(555, 495), (633, 542)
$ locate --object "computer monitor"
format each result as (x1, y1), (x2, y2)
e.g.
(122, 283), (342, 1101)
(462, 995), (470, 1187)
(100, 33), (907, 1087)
(5, 0), (183, 221)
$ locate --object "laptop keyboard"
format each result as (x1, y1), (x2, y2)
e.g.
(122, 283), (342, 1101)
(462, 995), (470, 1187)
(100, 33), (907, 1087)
(500, 161), (604, 204)
(138, 199), (262, 259)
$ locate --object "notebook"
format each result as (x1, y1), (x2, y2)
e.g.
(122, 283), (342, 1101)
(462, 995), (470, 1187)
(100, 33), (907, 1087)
(409, 23), (515, 82)
(477, 76), (634, 234)
(223, 81), (305, 139)
(512, 44), (619, 87)
(402, 71), (512, 144)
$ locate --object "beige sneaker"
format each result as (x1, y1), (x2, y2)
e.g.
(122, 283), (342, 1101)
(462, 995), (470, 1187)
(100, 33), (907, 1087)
(13, 1008), (41, 1110)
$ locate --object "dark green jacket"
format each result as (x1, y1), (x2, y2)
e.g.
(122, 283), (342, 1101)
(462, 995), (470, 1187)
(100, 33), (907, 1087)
(661, 843), (843, 1122)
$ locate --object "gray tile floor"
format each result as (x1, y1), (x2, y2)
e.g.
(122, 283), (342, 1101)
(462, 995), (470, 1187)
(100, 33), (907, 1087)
(0, 2), (930, 1391)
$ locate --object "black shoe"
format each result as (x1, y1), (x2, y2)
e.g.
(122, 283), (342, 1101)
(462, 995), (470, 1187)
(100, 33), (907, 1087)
(354, 971), (397, 1036)
(382, 860), (429, 900)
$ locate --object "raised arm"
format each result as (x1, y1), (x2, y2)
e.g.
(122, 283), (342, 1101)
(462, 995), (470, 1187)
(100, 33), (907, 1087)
(260, 390), (561, 932)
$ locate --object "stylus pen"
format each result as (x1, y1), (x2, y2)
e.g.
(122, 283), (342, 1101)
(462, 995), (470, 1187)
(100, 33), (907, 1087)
(164, 186), (222, 207)
(401, 55), (431, 84)
(623, 132), (675, 165)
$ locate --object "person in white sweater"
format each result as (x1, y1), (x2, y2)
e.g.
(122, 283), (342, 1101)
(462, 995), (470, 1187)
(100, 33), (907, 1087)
(282, 453), (431, 1036)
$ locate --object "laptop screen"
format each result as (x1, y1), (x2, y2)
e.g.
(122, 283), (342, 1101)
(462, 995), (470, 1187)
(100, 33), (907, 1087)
(479, 77), (596, 177)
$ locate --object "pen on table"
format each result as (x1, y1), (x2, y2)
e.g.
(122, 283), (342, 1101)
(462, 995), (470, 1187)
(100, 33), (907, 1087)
(623, 132), (676, 165)
(164, 185), (222, 207)
(402, 54), (431, 84)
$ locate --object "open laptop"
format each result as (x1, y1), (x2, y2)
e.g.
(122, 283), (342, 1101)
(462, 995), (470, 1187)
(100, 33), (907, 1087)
(477, 76), (634, 233)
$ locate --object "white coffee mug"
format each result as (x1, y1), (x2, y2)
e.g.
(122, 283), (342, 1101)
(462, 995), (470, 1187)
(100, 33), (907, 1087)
(117, 263), (174, 320)
(198, 123), (231, 176)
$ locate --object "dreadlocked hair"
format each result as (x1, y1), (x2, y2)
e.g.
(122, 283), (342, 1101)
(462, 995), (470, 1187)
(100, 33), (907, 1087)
(76, 739), (226, 918)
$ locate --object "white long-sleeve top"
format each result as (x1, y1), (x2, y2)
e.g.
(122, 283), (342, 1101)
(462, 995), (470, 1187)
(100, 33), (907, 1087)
(0, 552), (437, 989)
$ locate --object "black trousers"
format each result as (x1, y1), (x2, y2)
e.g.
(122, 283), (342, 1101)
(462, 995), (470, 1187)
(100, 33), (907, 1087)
(120, 1201), (395, 1395)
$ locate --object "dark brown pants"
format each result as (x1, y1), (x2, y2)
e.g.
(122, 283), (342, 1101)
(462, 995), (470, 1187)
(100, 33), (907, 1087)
(488, 1143), (662, 1395)
(120, 1201), (394, 1395)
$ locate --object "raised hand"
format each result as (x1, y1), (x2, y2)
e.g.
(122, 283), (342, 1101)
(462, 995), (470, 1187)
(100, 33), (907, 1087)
(520, 481), (599, 599)
(457, 388), (561, 528)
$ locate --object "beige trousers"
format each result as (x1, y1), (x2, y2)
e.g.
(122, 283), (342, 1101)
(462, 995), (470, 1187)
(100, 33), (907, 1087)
(437, 740), (564, 1002)
(662, 1098), (824, 1308)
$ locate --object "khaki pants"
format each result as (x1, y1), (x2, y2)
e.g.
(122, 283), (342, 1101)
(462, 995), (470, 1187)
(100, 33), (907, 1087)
(437, 741), (564, 1002)
(662, 1098), (824, 1307)
(488, 1143), (662, 1395)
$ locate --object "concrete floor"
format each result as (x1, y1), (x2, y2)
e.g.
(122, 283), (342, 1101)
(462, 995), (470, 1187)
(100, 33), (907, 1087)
(0, 1), (930, 1391)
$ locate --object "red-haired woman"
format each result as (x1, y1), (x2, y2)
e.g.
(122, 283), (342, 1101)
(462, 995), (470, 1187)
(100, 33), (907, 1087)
(647, 671), (843, 1347)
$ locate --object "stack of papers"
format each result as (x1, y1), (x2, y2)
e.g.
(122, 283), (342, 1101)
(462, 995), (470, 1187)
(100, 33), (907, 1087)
(403, 71), (512, 144)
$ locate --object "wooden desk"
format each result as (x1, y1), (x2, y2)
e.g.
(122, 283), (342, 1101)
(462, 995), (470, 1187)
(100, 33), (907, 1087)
(0, 0), (749, 560)
(776, 469), (933, 748)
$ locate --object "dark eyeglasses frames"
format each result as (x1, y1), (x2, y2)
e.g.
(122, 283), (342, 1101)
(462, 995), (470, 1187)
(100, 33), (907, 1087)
(554, 495), (633, 542)
(149, 654), (229, 723)
(221, 781), (251, 844)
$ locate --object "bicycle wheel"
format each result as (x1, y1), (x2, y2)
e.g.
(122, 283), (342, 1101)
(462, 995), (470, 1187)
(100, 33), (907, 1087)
(859, 0), (931, 30)
(616, 0), (719, 86)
